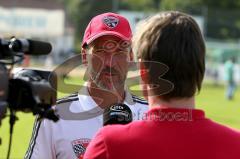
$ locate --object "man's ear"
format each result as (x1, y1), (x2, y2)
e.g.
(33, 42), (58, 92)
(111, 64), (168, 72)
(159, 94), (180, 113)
(127, 49), (134, 69)
(81, 48), (87, 66)
(139, 60), (149, 101)
(129, 49), (134, 62)
(139, 61), (149, 83)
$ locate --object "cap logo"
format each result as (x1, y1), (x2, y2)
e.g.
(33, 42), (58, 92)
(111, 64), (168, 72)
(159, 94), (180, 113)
(103, 16), (119, 28)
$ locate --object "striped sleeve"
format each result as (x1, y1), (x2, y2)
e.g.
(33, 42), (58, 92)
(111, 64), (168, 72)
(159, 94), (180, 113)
(24, 116), (55, 159)
(56, 93), (78, 105)
(132, 95), (148, 105)
(24, 115), (42, 159)
(24, 92), (79, 159)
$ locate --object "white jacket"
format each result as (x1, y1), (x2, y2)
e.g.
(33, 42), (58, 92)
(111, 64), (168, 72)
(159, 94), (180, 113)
(24, 86), (148, 159)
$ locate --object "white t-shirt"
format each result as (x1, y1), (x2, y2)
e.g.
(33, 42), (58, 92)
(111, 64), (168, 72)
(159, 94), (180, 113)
(24, 86), (148, 159)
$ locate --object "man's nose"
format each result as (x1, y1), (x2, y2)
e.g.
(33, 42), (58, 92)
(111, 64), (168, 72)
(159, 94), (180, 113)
(104, 54), (116, 67)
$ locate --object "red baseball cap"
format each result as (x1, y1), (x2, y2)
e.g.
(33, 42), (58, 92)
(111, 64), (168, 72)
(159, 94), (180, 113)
(82, 12), (132, 48)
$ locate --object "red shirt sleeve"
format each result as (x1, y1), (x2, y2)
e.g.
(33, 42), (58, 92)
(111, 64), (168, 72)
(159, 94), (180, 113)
(83, 129), (108, 159)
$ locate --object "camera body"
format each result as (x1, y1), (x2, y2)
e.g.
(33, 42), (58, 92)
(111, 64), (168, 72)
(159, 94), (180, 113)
(0, 37), (58, 122)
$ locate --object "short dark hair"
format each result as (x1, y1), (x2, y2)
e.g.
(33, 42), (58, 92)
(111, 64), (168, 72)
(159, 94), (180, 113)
(133, 11), (205, 100)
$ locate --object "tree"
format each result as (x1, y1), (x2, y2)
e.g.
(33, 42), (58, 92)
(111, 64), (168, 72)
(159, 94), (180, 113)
(60, 0), (240, 41)
(160, 0), (203, 12)
(59, 0), (113, 47)
(120, 0), (157, 11)
(159, 0), (240, 40)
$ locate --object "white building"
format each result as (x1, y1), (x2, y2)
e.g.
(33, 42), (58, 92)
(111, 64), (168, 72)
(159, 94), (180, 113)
(0, 0), (75, 65)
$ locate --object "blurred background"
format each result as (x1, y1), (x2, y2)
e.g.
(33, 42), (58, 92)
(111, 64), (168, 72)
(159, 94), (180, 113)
(0, 0), (240, 158)
(0, 0), (239, 81)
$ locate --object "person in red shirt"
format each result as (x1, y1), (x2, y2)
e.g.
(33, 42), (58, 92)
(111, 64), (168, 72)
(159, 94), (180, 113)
(84, 11), (240, 159)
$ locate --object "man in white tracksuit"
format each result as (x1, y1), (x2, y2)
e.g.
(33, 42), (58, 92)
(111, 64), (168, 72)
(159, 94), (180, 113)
(24, 12), (148, 159)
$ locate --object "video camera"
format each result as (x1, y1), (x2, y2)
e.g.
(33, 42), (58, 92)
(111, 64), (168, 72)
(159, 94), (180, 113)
(0, 37), (59, 123)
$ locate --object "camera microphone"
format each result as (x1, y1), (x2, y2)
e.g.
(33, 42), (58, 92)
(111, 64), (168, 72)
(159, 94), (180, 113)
(103, 103), (132, 126)
(9, 38), (52, 55)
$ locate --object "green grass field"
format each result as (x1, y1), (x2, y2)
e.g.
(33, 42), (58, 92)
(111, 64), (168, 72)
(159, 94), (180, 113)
(0, 78), (239, 159)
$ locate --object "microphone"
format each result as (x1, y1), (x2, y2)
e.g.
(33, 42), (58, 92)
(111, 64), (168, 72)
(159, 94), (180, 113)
(9, 38), (52, 55)
(103, 103), (132, 126)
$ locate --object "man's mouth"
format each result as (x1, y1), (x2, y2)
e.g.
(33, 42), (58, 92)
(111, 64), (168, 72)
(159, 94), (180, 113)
(102, 72), (117, 76)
